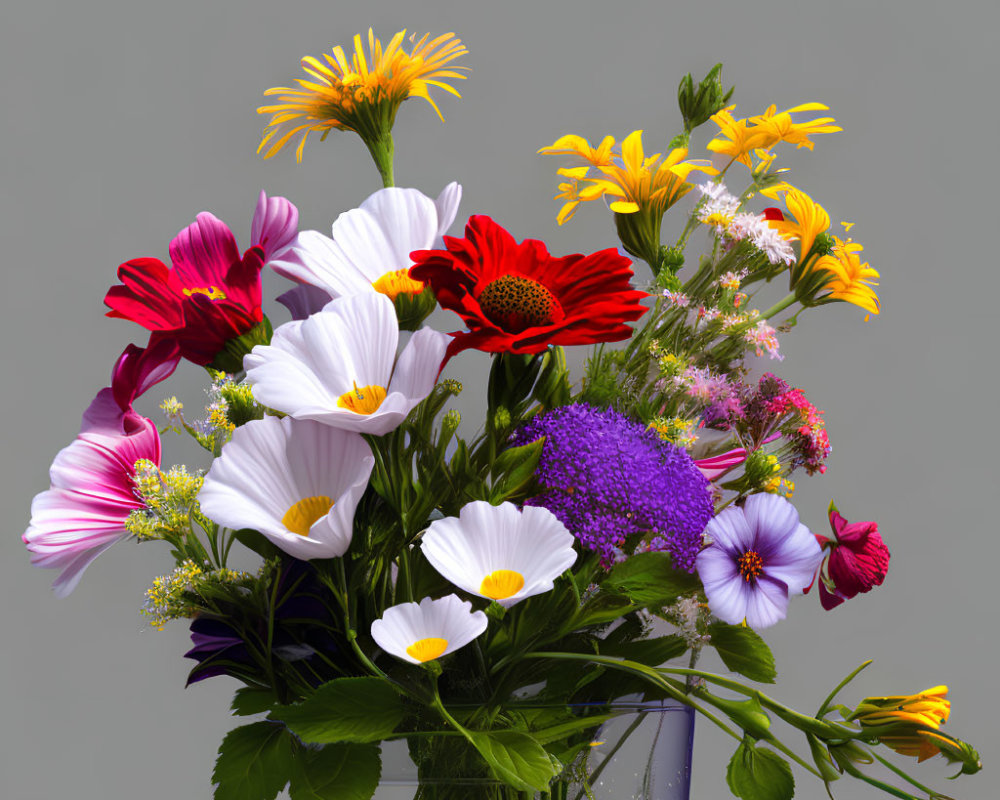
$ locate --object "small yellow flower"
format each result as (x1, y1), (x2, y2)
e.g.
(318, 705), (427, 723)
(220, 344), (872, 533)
(258, 29), (468, 162)
(708, 103), (840, 168)
(539, 131), (716, 221)
(813, 237), (880, 316)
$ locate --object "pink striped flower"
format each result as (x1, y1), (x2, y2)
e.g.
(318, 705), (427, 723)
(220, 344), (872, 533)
(22, 343), (176, 596)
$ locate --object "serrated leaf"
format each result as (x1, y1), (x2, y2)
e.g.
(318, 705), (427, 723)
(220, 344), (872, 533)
(212, 721), (292, 800)
(726, 739), (794, 800)
(288, 742), (381, 800)
(231, 687), (275, 717)
(469, 730), (561, 792)
(602, 552), (700, 606)
(271, 677), (404, 744)
(708, 623), (777, 683)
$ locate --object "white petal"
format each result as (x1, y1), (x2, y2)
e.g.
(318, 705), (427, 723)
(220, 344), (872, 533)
(371, 595), (487, 664)
(346, 187), (440, 272)
(276, 230), (374, 298)
(387, 327), (449, 408)
(433, 182), (462, 240)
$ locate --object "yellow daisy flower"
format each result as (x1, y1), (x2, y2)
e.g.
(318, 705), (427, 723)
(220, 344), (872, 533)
(852, 686), (950, 762)
(765, 185), (831, 261)
(258, 29), (468, 174)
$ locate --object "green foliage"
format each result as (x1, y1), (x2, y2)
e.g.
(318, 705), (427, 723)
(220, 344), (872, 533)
(288, 741), (381, 800)
(272, 677), (405, 744)
(231, 687), (275, 717)
(708, 623), (777, 684)
(212, 722), (292, 800)
(489, 437), (544, 503)
(468, 729), (562, 792)
(726, 738), (794, 800)
(602, 551), (701, 607)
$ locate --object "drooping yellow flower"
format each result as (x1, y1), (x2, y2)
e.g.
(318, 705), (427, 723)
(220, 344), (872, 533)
(813, 236), (880, 315)
(764, 186), (831, 261)
(749, 103), (842, 151)
(852, 686), (951, 762)
(708, 103), (840, 168)
(258, 29), (468, 163)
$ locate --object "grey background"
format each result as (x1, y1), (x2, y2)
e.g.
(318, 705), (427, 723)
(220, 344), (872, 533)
(3, 1), (997, 798)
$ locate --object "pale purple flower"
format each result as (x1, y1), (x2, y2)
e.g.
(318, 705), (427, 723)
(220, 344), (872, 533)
(696, 494), (822, 628)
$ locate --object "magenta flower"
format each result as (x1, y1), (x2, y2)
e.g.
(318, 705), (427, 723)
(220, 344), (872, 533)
(814, 502), (889, 610)
(22, 343), (175, 596)
(696, 493), (823, 628)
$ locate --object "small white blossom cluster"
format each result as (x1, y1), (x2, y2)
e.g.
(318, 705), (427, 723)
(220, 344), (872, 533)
(727, 213), (796, 266)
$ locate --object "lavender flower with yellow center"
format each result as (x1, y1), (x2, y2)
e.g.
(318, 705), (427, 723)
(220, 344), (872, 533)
(510, 403), (714, 570)
(258, 29), (468, 183)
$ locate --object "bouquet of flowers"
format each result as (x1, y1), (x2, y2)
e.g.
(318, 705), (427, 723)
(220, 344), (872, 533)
(22, 28), (982, 800)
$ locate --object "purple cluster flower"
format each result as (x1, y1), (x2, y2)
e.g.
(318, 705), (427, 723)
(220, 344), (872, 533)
(509, 403), (714, 571)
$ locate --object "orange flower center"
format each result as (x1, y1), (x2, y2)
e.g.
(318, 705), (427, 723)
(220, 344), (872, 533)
(337, 382), (387, 415)
(282, 496), (334, 536)
(372, 269), (425, 301)
(479, 569), (526, 600)
(406, 637), (449, 663)
(477, 275), (561, 333)
(737, 550), (764, 582)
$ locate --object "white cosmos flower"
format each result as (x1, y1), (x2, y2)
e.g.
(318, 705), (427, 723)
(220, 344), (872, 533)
(197, 415), (374, 560)
(371, 595), (488, 664)
(420, 501), (578, 607)
(271, 183), (461, 303)
(245, 292), (449, 435)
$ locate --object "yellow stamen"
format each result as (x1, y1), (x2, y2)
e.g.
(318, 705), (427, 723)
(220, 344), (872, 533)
(281, 495), (334, 536)
(371, 269), (425, 301)
(337, 382), (387, 414)
(406, 636), (448, 662)
(479, 569), (525, 600)
(182, 286), (227, 301)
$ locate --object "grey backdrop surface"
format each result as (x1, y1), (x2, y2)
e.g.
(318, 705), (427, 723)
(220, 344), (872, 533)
(3, 1), (997, 798)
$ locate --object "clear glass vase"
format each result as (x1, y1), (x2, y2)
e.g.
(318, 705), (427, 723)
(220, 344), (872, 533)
(374, 699), (695, 800)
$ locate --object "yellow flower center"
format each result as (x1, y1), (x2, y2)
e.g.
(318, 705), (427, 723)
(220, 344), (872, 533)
(371, 269), (425, 301)
(183, 286), (227, 301)
(737, 550), (764, 582)
(406, 636), (449, 663)
(337, 382), (388, 415)
(479, 569), (526, 600)
(477, 275), (561, 334)
(281, 495), (334, 536)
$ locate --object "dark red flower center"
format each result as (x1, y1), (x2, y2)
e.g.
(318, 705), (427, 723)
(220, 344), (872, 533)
(737, 550), (764, 582)
(477, 274), (561, 333)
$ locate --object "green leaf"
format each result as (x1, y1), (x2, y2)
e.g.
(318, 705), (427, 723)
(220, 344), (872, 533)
(726, 738), (794, 800)
(231, 687), (275, 717)
(708, 623), (777, 684)
(271, 677), (404, 744)
(288, 742), (381, 800)
(602, 552), (700, 606)
(603, 634), (688, 666)
(489, 438), (544, 502)
(468, 730), (561, 792)
(212, 721), (292, 800)
(573, 592), (635, 627)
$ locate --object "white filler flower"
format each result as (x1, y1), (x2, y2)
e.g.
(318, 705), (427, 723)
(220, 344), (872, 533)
(198, 415), (374, 559)
(371, 594), (488, 664)
(420, 501), (578, 607)
(245, 292), (449, 435)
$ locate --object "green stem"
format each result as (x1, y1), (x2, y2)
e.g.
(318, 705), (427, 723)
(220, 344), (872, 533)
(365, 131), (395, 188)
(761, 292), (798, 321)
(334, 558), (388, 679)
(817, 660), (873, 717)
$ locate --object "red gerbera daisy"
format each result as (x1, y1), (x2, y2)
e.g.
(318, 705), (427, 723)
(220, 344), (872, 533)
(104, 192), (297, 372)
(409, 215), (648, 360)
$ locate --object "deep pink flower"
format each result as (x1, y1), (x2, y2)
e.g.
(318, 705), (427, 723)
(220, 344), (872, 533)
(22, 343), (176, 596)
(104, 192), (297, 370)
(813, 502), (889, 610)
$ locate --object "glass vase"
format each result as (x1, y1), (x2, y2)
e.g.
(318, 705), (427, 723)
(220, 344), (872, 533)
(374, 699), (695, 800)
